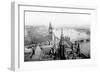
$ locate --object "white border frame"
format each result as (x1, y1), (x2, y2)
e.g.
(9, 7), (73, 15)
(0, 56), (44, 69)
(11, 2), (97, 71)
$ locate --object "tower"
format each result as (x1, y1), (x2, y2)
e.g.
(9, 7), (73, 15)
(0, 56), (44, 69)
(48, 22), (53, 41)
(76, 41), (80, 56)
(58, 28), (66, 60)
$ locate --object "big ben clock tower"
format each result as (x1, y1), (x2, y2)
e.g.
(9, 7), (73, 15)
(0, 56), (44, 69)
(48, 22), (53, 41)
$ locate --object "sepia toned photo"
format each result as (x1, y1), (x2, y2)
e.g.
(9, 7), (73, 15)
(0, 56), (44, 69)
(24, 11), (90, 62)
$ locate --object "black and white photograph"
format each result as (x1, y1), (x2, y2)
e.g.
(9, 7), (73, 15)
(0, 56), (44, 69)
(24, 10), (91, 62)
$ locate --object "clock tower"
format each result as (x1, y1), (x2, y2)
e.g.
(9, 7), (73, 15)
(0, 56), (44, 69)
(48, 22), (53, 41)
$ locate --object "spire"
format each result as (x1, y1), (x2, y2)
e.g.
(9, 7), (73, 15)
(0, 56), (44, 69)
(58, 28), (66, 60)
(60, 28), (64, 45)
(61, 28), (64, 40)
(49, 22), (52, 30)
(61, 28), (63, 37)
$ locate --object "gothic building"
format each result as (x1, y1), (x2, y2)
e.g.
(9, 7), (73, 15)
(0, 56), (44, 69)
(58, 29), (66, 60)
(48, 22), (53, 41)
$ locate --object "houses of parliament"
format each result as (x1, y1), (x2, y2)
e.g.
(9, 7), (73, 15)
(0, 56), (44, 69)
(24, 22), (90, 61)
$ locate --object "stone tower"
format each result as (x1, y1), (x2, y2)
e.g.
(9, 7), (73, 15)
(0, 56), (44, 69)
(48, 22), (53, 41)
(58, 28), (66, 60)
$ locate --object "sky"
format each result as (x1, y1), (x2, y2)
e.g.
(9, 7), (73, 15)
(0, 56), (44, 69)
(25, 11), (91, 28)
